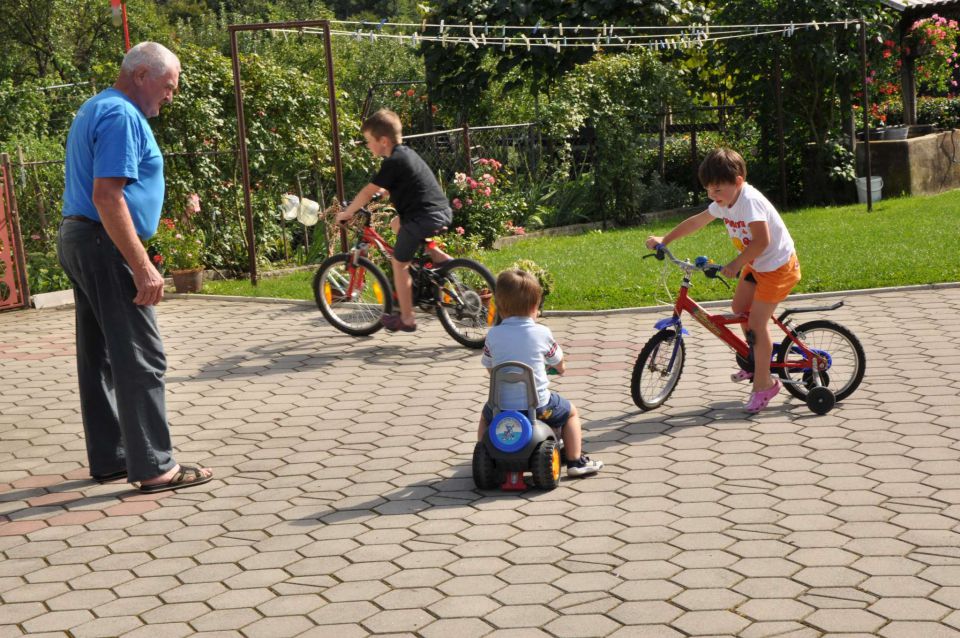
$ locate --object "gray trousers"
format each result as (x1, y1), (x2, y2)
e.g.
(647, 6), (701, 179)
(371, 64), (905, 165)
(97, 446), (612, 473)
(57, 218), (175, 482)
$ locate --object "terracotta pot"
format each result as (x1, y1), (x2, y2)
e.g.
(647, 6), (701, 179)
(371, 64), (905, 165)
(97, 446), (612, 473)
(171, 268), (203, 293)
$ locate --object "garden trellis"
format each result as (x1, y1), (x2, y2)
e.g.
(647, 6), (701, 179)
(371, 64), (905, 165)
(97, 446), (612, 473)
(229, 17), (880, 283)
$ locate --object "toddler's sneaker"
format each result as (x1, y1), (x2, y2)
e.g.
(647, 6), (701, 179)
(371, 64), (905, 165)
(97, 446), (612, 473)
(567, 455), (603, 477)
(744, 378), (782, 413)
(731, 369), (754, 383)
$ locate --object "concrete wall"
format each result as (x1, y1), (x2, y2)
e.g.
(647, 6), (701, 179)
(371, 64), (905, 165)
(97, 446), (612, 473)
(857, 129), (960, 197)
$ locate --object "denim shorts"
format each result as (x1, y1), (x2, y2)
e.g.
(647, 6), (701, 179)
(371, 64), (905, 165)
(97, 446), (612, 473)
(394, 210), (452, 262)
(482, 391), (572, 429)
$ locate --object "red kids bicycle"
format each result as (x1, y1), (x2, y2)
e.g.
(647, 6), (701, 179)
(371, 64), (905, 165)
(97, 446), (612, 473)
(312, 195), (497, 348)
(631, 245), (865, 415)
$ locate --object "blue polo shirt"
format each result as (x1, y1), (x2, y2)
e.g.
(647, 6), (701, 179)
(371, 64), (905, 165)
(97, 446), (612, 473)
(62, 88), (164, 239)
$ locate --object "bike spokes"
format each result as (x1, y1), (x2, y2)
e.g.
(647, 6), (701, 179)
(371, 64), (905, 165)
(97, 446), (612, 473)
(435, 260), (497, 349)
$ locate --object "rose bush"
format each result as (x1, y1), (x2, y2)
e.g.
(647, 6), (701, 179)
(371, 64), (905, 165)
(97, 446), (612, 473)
(448, 158), (514, 248)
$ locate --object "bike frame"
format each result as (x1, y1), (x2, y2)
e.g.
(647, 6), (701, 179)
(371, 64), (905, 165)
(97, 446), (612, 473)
(670, 273), (829, 374)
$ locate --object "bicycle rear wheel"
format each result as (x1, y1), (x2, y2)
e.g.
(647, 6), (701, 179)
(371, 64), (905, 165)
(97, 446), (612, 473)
(434, 258), (497, 349)
(631, 329), (685, 410)
(313, 253), (392, 336)
(776, 319), (865, 402)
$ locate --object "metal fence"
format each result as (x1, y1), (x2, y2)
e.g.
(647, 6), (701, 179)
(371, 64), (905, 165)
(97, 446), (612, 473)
(404, 123), (541, 181)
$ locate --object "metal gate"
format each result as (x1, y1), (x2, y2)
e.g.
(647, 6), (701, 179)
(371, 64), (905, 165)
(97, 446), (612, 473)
(0, 152), (29, 311)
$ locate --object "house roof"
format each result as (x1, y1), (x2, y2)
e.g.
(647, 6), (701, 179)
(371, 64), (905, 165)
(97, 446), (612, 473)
(880, 0), (960, 11)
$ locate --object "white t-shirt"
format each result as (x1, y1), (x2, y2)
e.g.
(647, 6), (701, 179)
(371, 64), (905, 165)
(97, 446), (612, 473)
(707, 182), (795, 272)
(481, 317), (563, 409)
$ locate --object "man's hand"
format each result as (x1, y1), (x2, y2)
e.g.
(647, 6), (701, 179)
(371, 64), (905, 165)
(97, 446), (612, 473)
(132, 262), (165, 306)
(645, 236), (664, 250)
(336, 210), (354, 225)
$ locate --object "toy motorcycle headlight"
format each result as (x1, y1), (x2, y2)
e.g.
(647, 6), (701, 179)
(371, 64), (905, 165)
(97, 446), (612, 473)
(489, 410), (533, 453)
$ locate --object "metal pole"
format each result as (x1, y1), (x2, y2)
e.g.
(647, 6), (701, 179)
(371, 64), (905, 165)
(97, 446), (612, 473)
(228, 28), (259, 285)
(859, 17), (873, 212)
(774, 51), (788, 209)
(321, 22), (348, 253)
(463, 124), (473, 176)
(121, 2), (131, 52)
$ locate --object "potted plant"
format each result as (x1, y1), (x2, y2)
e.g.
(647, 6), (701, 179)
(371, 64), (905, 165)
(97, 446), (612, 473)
(511, 258), (554, 314)
(150, 217), (206, 293)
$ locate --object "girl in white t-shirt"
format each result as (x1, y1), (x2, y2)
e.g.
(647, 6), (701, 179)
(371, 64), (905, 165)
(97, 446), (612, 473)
(646, 148), (801, 413)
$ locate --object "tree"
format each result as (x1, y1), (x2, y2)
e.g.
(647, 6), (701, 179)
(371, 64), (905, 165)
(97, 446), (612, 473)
(421, 0), (708, 122)
(711, 0), (896, 203)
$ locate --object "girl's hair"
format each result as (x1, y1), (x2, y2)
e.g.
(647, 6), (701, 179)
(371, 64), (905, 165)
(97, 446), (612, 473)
(120, 42), (180, 77)
(361, 109), (403, 144)
(698, 148), (747, 186)
(495, 269), (541, 318)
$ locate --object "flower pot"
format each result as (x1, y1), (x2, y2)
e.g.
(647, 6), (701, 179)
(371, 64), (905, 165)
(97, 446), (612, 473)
(171, 268), (203, 293)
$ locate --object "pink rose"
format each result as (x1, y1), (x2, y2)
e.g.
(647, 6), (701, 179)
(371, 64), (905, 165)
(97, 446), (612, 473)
(483, 202), (491, 209)
(456, 226), (465, 235)
(466, 198), (473, 206)
(452, 198), (462, 210)
(484, 187), (491, 196)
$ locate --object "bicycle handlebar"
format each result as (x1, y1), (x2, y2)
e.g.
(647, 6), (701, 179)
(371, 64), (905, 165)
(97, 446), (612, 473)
(645, 244), (729, 286)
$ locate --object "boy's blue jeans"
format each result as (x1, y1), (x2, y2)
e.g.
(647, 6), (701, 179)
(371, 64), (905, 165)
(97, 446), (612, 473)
(57, 218), (176, 482)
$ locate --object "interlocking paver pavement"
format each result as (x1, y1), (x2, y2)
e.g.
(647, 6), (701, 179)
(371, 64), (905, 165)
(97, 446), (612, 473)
(2, 286), (960, 636)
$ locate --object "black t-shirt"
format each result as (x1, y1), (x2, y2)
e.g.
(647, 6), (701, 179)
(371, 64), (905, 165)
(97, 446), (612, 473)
(371, 144), (450, 221)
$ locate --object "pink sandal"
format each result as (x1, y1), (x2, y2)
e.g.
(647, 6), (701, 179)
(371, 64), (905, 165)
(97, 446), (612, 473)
(744, 378), (782, 413)
(731, 369), (754, 383)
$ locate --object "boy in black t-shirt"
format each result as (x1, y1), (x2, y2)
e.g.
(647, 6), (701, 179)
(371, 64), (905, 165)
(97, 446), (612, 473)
(337, 109), (452, 332)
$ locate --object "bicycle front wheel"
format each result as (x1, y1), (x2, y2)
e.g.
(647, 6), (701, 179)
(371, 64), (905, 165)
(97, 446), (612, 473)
(435, 258), (497, 349)
(631, 329), (685, 410)
(776, 319), (865, 402)
(313, 253), (392, 336)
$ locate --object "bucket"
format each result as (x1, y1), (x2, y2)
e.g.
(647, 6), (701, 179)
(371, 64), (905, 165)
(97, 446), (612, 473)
(855, 176), (883, 204)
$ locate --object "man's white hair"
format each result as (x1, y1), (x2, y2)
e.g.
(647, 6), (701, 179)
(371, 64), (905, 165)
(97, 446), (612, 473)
(120, 42), (180, 77)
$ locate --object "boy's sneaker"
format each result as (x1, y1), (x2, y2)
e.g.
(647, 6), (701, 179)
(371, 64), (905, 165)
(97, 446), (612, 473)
(567, 455), (603, 477)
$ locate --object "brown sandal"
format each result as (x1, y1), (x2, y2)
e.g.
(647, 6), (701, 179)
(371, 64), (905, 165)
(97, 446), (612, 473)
(138, 465), (213, 493)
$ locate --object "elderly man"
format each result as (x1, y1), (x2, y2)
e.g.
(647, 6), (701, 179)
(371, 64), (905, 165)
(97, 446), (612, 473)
(57, 42), (212, 493)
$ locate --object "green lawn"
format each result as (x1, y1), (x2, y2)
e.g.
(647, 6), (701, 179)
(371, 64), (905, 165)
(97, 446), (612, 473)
(202, 191), (960, 310)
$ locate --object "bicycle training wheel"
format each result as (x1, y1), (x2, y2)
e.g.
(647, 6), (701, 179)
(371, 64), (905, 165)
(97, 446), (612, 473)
(313, 253), (392, 336)
(776, 319), (865, 402)
(631, 329), (685, 410)
(435, 258), (497, 349)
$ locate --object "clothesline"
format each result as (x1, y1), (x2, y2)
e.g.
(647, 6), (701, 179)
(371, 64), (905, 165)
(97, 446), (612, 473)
(269, 19), (860, 50)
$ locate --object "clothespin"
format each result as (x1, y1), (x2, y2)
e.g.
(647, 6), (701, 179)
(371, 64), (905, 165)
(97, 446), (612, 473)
(369, 30), (375, 42)
(558, 22), (563, 36)
(480, 32), (486, 45)
(812, 20), (819, 30)
(469, 22), (475, 38)
(520, 33), (530, 51)
(532, 20), (541, 35)
(787, 22), (795, 37)
(354, 29), (361, 41)
(420, 19), (426, 32)
(377, 18), (387, 30)
(439, 19), (445, 33)
(484, 23), (489, 34)
(563, 36), (568, 47)
(410, 31), (418, 46)
(543, 34), (550, 48)
(501, 26), (507, 51)
(470, 36), (479, 49)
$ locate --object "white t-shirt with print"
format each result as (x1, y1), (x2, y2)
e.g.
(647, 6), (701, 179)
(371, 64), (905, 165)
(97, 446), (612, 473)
(481, 317), (563, 409)
(707, 182), (795, 272)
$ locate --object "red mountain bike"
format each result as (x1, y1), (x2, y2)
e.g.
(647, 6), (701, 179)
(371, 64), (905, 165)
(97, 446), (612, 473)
(312, 197), (497, 348)
(632, 245), (865, 415)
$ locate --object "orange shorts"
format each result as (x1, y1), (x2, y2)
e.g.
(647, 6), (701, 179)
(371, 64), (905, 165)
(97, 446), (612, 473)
(740, 253), (801, 304)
